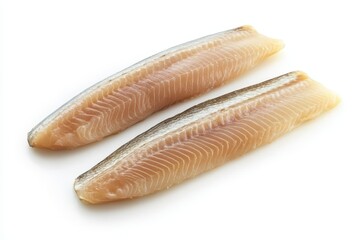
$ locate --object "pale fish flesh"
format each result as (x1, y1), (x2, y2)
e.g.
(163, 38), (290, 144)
(28, 25), (283, 150)
(74, 71), (340, 204)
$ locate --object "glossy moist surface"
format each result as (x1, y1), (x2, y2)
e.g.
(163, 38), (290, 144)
(74, 71), (340, 204)
(28, 25), (283, 150)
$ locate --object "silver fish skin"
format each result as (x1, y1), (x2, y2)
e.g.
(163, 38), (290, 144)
(74, 71), (340, 204)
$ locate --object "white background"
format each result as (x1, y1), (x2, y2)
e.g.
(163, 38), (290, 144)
(1, 0), (360, 239)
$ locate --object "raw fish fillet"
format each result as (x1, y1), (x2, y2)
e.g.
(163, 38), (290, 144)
(74, 71), (339, 204)
(28, 25), (283, 150)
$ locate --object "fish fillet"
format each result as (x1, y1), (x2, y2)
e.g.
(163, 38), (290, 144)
(28, 25), (283, 150)
(74, 71), (339, 204)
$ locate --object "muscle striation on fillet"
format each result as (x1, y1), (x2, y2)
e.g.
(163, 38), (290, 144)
(28, 25), (284, 150)
(74, 71), (340, 204)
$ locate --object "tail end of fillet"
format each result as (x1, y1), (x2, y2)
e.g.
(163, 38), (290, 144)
(74, 177), (93, 204)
